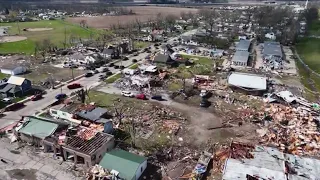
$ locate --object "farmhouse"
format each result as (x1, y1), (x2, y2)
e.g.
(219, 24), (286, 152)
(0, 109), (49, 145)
(231, 51), (250, 67)
(1, 64), (27, 75)
(99, 149), (147, 180)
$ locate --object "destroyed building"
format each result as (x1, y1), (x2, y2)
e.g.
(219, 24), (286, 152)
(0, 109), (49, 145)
(222, 143), (320, 180)
(228, 72), (267, 95)
(263, 41), (283, 69)
(44, 126), (115, 168)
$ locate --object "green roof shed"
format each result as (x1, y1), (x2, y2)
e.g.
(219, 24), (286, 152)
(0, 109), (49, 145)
(18, 117), (59, 139)
(99, 149), (147, 180)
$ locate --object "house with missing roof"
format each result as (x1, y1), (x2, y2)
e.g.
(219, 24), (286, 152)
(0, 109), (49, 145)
(0, 76), (32, 97)
(263, 41), (283, 69)
(228, 72), (267, 95)
(99, 149), (147, 180)
(16, 116), (68, 146)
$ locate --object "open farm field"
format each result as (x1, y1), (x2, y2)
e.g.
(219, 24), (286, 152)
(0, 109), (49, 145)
(0, 20), (100, 54)
(66, 6), (199, 29)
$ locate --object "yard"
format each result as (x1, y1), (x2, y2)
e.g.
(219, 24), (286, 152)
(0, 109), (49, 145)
(105, 73), (122, 83)
(0, 20), (101, 54)
(308, 20), (320, 36)
(179, 54), (214, 75)
(134, 41), (150, 49)
(295, 37), (320, 100)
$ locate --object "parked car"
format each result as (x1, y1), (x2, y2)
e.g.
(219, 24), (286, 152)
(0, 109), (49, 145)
(151, 95), (163, 101)
(122, 56), (129, 61)
(132, 59), (138, 63)
(85, 72), (93, 77)
(109, 63), (115, 67)
(5, 103), (24, 111)
(67, 83), (82, 89)
(1, 98), (12, 104)
(55, 93), (67, 100)
(200, 98), (210, 108)
(31, 94), (42, 101)
(102, 68), (109, 72)
(119, 65), (125, 70)
(93, 70), (99, 74)
(114, 65), (120, 69)
(133, 52), (139, 56)
(106, 71), (113, 76)
(121, 91), (134, 97)
(136, 94), (146, 100)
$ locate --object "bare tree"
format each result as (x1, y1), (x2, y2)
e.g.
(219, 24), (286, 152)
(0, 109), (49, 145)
(180, 11), (189, 22)
(97, 31), (113, 50)
(135, 18), (142, 34)
(165, 14), (177, 32)
(200, 9), (219, 35)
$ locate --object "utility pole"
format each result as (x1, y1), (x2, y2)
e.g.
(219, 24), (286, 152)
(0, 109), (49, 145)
(71, 67), (74, 80)
(64, 24), (67, 49)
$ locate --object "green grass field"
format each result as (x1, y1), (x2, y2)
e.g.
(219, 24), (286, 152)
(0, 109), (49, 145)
(296, 37), (320, 74)
(0, 20), (100, 54)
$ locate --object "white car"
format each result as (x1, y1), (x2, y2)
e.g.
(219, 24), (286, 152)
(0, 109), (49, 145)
(121, 91), (134, 97)
(2, 98), (12, 103)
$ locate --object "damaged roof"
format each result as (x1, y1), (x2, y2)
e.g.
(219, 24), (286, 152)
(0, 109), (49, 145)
(223, 146), (320, 180)
(18, 117), (59, 139)
(232, 51), (250, 63)
(235, 40), (251, 51)
(263, 41), (282, 57)
(228, 72), (267, 90)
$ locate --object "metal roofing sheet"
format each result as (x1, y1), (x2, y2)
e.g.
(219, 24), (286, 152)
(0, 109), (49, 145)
(7, 76), (25, 86)
(228, 72), (267, 90)
(18, 117), (59, 139)
(76, 107), (108, 122)
(235, 40), (251, 51)
(263, 41), (282, 57)
(232, 51), (250, 63)
(99, 149), (147, 180)
(223, 146), (320, 180)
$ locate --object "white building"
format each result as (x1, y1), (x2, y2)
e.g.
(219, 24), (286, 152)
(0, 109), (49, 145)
(1, 65), (27, 75)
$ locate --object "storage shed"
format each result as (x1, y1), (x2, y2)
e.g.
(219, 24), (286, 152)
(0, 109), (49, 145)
(228, 72), (267, 95)
(99, 149), (147, 180)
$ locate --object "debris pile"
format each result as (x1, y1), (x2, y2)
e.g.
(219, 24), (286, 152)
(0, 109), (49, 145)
(86, 164), (112, 180)
(258, 104), (320, 156)
(214, 142), (255, 172)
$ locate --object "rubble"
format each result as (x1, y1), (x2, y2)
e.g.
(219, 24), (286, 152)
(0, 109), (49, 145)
(258, 104), (320, 156)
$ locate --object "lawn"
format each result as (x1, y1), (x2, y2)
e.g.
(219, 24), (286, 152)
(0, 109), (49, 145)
(87, 90), (122, 107)
(134, 41), (150, 49)
(180, 54), (213, 75)
(105, 73), (122, 83)
(128, 63), (139, 69)
(0, 20), (102, 54)
(308, 20), (320, 36)
(296, 37), (320, 74)
(0, 73), (8, 79)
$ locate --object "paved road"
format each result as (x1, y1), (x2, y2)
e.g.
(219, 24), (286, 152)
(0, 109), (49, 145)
(0, 29), (198, 129)
(0, 51), (150, 129)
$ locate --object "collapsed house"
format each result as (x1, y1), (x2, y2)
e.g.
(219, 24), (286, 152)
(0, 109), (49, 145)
(228, 72), (267, 95)
(263, 41), (283, 69)
(221, 143), (320, 180)
(15, 116), (115, 167)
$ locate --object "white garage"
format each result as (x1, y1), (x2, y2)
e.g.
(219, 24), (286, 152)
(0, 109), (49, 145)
(1, 65), (27, 75)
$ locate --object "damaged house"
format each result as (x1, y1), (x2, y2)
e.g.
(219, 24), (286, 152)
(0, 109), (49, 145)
(228, 72), (267, 95)
(231, 51), (250, 67)
(235, 39), (251, 51)
(263, 41), (283, 69)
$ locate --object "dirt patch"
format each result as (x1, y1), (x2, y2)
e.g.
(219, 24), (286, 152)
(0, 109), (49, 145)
(66, 6), (199, 29)
(6, 169), (37, 180)
(0, 36), (27, 43)
(25, 28), (53, 32)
